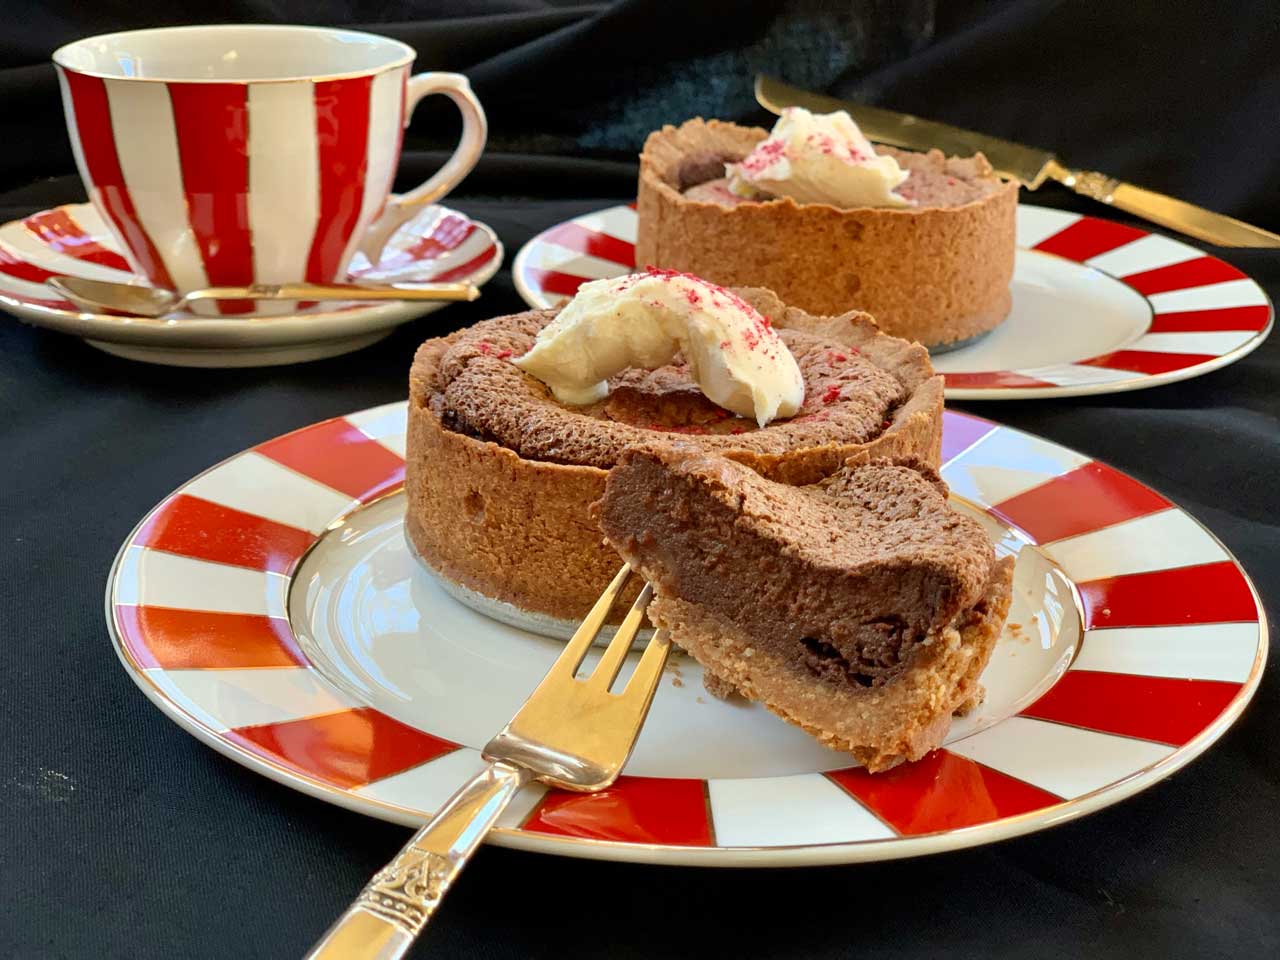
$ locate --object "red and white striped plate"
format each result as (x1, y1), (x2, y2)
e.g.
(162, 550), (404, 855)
(0, 203), (501, 367)
(105, 402), (1266, 866)
(512, 204), (1273, 400)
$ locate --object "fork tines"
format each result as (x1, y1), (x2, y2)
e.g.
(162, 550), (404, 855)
(559, 565), (668, 698)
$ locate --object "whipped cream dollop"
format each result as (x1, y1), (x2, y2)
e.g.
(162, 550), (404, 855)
(514, 269), (805, 426)
(727, 107), (912, 209)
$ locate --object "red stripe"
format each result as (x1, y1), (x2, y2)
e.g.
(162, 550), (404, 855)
(941, 371), (1056, 389)
(541, 222), (636, 266)
(22, 208), (133, 273)
(940, 410), (998, 462)
(115, 606), (305, 670)
(522, 776), (713, 846)
(1021, 670), (1241, 746)
(0, 245), (57, 285)
(60, 70), (174, 289)
(827, 750), (1061, 835)
(519, 266), (589, 299)
(1079, 561), (1257, 629)
(227, 709), (458, 789)
(306, 76), (373, 285)
(135, 493), (316, 573)
(428, 244), (498, 283)
(1122, 255), (1247, 295)
(374, 214), (474, 272)
(168, 83), (254, 316)
(1033, 217), (1147, 262)
(1148, 304), (1271, 333)
(989, 462), (1170, 544)
(256, 418), (405, 502)
(1078, 350), (1217, 375)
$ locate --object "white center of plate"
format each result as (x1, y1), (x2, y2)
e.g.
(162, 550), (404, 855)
(931, 250), (1153, 372)
(291, 494), (1082, 779)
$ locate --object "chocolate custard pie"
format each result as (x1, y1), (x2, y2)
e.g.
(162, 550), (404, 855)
(636, 114), (1019, 348)
(596, 445), (1014, 770)
(405, 278), (944, 632)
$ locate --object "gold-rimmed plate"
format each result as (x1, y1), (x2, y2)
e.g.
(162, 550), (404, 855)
(103, 402), (1266, 865)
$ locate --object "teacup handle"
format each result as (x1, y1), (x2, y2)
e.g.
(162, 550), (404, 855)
(359, 72), (486, 262)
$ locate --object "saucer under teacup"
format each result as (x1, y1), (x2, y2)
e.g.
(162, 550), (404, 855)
(0, 202), (502, 367)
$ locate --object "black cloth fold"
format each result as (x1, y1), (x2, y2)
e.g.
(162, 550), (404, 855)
(1, 2), (1277, 957)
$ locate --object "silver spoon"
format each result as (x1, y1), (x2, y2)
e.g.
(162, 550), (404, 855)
(47, 276), (480, 318)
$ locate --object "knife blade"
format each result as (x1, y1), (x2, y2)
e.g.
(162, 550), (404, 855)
(755, 75), (1280, 248)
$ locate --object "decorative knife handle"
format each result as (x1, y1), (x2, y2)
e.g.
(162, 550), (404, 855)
(305, 760), (529, 960)
(1045, 160), (1280, 248)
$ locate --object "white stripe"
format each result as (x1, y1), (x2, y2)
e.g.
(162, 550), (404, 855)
(0, 222), (136, 284)
(0, 271), (66, 301)
(1018, 363), (1140, 387)
(182, 452), (357, 536)
(1085, 233), (1200, 277)
(422, 228), (495, 280)
(334, 68), (404, 281)
(941, 426), (1090, 506)
(105, 79), (210, 293)
(57, 71), (92, 205)
(247, 81), (319, 293)
(1016, 207), (1082, 249)
(354, 747), (547, 827)
(357, 749), (549, 826)
(1124, 331), (1258, 355)
(574, 206), (638, 245)
(344, 404), (409, 457)
(69, 203), (111, 237)
(1043, 508), (1227, 581)
(145, 666), (353, 733)
(948, 717), (1173, 798)
(114, 545), (289, 616)
(708, 774), (894, 847)
(520, 241), (630, 281)
(1073, 623), (1260, 682)
(1148, 278), (1269, 313)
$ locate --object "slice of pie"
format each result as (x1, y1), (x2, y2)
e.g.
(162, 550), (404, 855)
(595, 444), (1014, 771)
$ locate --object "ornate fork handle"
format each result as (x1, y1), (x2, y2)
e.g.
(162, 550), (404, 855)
(307, 760), (530, 959)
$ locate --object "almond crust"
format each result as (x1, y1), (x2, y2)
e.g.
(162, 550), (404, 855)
(405, 288), (945, 623)
(635, 118), (1020, 347)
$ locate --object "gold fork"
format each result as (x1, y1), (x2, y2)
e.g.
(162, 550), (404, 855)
(306, 565), (671, 959)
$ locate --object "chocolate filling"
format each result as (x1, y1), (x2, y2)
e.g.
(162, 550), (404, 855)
(597, 448), (994, 698)
(676, 151), (733, 190)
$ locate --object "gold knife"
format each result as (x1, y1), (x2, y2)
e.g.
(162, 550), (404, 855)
(755, 75), (1280, 249)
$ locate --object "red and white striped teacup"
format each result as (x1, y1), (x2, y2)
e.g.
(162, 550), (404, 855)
(53, 24), (486, 316)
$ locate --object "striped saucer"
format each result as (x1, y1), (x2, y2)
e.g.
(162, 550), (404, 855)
(0, 203), (502, 368)
(513, 203), (1272, 400)
(105, 402), (1266, 866)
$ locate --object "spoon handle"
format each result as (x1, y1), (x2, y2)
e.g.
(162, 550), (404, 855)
(186, 281), (480, 304)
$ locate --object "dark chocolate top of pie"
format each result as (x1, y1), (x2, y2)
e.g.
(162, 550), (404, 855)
(414, 287), (934, 470)
(683, 146), (1006, 209)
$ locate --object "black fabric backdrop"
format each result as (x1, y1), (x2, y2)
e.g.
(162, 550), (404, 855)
(2, 2), (1278, 957)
